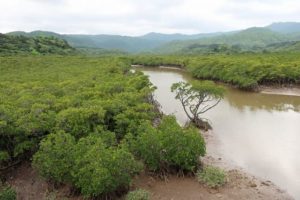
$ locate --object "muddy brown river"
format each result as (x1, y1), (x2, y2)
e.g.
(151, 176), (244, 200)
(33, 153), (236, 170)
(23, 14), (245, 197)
(138, 66), (300, 199)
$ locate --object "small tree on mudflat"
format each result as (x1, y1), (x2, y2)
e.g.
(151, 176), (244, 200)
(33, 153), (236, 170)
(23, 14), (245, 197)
(171, 81), (224, 130)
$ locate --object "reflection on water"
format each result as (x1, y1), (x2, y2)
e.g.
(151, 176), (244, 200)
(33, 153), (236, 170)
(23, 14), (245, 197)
(226, 88), (300, 112)
(139, 66), (300, 200)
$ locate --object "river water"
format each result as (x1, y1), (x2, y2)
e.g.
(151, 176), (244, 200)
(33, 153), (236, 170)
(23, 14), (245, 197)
(138, 66), (300, 199)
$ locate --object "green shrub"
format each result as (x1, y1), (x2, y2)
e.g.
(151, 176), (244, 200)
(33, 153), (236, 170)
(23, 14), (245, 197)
(197, 166), (227, 188)
(0, 185), (16, 200)
(127, 123), (162, 171)
(32, 131), (76, 183)
(128, 116), (206, 172)
(72, 135), (142, 198)
(126, 189), (150, 200)
(56, 106), (105, 138)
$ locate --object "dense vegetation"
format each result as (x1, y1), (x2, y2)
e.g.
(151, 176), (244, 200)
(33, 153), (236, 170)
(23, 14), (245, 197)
(125, 116), (206, 172)
(0, 56), (206, 198)
(131, 53), (300, 89)
(0, 34), (76, 55)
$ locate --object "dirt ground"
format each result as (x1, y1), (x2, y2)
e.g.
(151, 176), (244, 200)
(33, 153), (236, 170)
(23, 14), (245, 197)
(5, 162), (293, 200)
(5, 162), (83, 200)
(133, 170), (293, 200)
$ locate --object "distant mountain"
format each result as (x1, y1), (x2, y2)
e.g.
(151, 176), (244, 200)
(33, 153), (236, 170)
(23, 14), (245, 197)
(6, 30), (233, 53)
(77, 47), (127, 56)
(266, 22), (300, 34)
(156, 27), (291, 53)
(139, 32), (227, 41)
(8, 30), (61, 38)
(6, 22), (300, 53)
(65, 34), (165, 52)
(265, 41), (300, 52)
(7, 31), (169, 53)
(0, 34), (76, 55)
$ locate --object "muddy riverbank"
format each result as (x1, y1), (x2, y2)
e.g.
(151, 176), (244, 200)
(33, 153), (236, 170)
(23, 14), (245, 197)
(131, 129), (293, 200)
(259, 85), (300, 96)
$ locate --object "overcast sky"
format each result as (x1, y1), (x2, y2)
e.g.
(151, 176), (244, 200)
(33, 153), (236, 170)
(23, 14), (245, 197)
(1, 0), (300, 36)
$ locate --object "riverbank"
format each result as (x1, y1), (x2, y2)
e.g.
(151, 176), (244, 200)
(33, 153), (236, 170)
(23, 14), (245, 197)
(259, 85), (300, 96)
(6, 153), (293, 200)
(134, 65), (300, 96)
(132, 53), (300, 90)
(131, 129), (294, 200)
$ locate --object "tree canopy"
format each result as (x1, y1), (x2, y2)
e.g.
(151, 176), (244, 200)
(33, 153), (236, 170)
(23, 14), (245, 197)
(171, 81), (224, 129)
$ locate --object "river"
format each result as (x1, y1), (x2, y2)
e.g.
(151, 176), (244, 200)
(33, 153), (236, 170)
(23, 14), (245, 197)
(138, 66), (300, 200)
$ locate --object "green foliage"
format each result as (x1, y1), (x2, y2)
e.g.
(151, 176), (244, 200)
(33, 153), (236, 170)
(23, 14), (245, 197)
(33, 132), (141, 198)
(126, 189), (150, 200)
(0, 151), (9, 163)
(196, 166), (227, 188)
(72, 135), (142, 198)
(190, 81), (225, 97)
(0, 185), (16, 200)
(56, 106), (105, 138)
(0, 34), (76, 55)
(126, 124), (161, 171)
(32, 131), (76, 183)
(0, 56), (155, 170)
(128, 116), (206, 172)
(0, 55), (157, 198)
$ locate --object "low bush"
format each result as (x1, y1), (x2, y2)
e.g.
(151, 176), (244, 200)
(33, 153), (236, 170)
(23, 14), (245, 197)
(128, 116), (206, 172)
(196, 166), (227, 188)
(33, 132), (142, 198)
(56, 106), (105, 139)
(71, 135), (142, 198)
(32, 131), (76, 183)
(125, 189), (150, 200)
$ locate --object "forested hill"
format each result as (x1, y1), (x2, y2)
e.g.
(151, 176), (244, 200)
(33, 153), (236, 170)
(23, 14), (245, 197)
(0, 34), (76, 55)
(6, 22), (300, 54)
(8, 31), (167, 53)
(156, 27), (300, 53)
(7, 30), (227, 53)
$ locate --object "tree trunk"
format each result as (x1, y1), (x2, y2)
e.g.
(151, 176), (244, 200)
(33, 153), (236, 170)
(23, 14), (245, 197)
(193, 118), (212, 131)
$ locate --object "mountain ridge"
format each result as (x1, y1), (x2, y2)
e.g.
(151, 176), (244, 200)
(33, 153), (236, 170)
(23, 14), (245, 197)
(5, 22), (300, 53)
